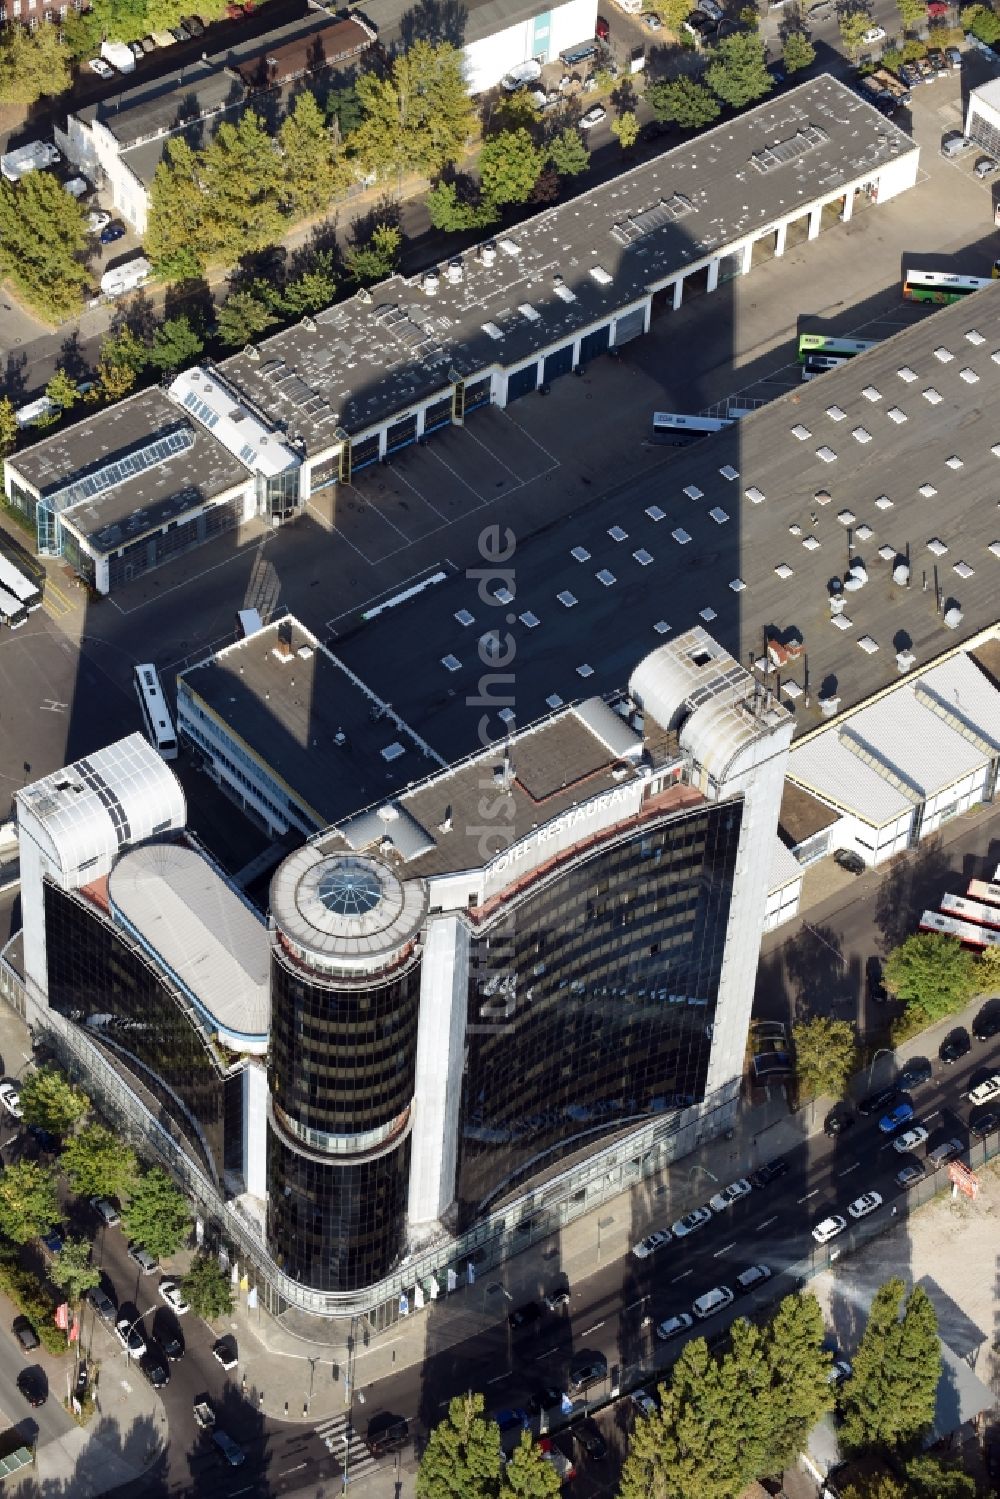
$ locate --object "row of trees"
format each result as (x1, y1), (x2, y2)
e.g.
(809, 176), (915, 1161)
(645, 30), (811, 133)
(416, 1393), (561, 1499)
(427, 125), (591, 231)
(0, 171), (90, 323)
(0, 1063), (233, 1323)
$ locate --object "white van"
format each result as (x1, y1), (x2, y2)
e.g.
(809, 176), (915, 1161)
(968, 1073), (1000, 1107)
(692, 1285), (734, 1319)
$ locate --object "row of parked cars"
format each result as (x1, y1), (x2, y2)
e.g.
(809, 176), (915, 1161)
(87, 16), (208, 78)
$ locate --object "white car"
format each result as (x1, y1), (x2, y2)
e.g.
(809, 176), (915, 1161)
(115, 1317), (146, 1358)
(862, 24), (886, 42)
(892, 1126), (928, 1154)
(656, 1312), (693, 1341)
(158, 1280), (190, 1315)
(87, 210), (111, 235)
(579, 106), (607, 130)
(671, 1206), (713, 1238)
(812, 1214), (846, 1245)
(631, 1229), (671, 1259)
(87, 57), (115, 77)
(848, 1190), (882, 1220)
(709, 1179), (752, 1212)
(0, 1082), (23, 1120)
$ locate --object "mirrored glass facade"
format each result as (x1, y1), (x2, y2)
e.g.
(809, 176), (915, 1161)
(456, 804), (743, 1222)
(42, 882), (236, 1183)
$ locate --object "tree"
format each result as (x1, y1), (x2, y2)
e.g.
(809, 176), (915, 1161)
(760, 1293), (833, 1470)
(647, 76), (721, 129)
(964, 2), (1000, 43)
(215, 290), (279, 348)
(479, 129), (546, 206)
(326, 83), (363, 140)
(895, 0), (925, 28)
(281, 254), (338, 316)
(839, 7), (876, 54)
(882, 932), (979, 1022)
(19, 1066), (88, 1137)
(502, 1433), (561, 1498)
(61, 1124), (138, 1203)
(0, 21), (71, 105)
(782, 30), (816, 72)
(44, 369), (80, 414)
(0, 1161), (59, 1244)
(416, 1392), (503, 1499)
(530, 166), (560, 205)
(791, 1015), (857, 1100)
(840, 1279), (941, 1455)
(620, 1337), (744, 1499)
(0, 397), (15, 457)
(351, 41), (476, 179)
(706, 31), (773, 108)
(123, 1167), (191, 1258)
(612, 110), (640, 150)
(548, 127), (590, 177)
(902, 1456), (977, 1498)
(182, 1252), (234, 1320)
(0, 172), (90, 323)
(145, 138), (208, 282)
(344, 223), (402, 286)
(95, 327), (147, 402)
(51, 1237), (101, 1306)
(426, 180), (495, 231)
(148, 315), (204, 374)
(739, 3), (759, 25)
(278, 92), (344, 219)
(199, 112), (284, 263)
(977, 942), (1000, 987)
(649, 0), (695, 31)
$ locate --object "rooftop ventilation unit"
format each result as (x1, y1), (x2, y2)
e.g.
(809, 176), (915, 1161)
(423, 272), (440, 297)
(590, 266), (613, 285)
(480, 242), (497, 267)
(445, 259), (463, 284)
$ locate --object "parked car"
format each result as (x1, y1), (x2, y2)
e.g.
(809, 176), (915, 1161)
(858, 1085), (899, 1117)
(939, 1031), (971, 1065)
(86, 1286), (117, 1323)
(899, 62), (922, 88)
(508, 1302), (542, 1330)
(848, 1190), (882, 1219)
(927, 1137), (964, 1168)
(973, 1009), (1000, 1042)
(140, 35), (157, 51)
(708, 1179), (752, 1213)
(878, 1102), (914, 1133)
(579, 105), (607, 129)
(735, 1264), (771, 1293)
(896, 1160), (926, 1188)
(632, 1229), (671, 1259)
(41, 1225), (65, 1255)
(140, 1349), (170, 1387)
(127, 1243), (159, 1275)
(492, 1407), (530, 1434)
(183, 14), (205, 33)
(365, 1413), (409, 1458)
(975, 156), (999, 179)
(159, 1326), (185, 1361)
(691, 1285), (734, 1319)
(824, 1108), (854, 1138)
(630, 1388), (657, 1418)
(159, 1280), (190, 1315)
(656, 1312), (694, 1341)
(100, 222), (127, 246)
(128, 39), (145, 58)
(970, 1110), (1000, 1138)
(828, 1357), (853, 1385)
(527, 1385), (564, 1414)
(17, 1367), (47, 1406)
(0, 1082), (23, 1119)
(90, 1196), (120, 1226)
(212, 1429), (245, 1467)
(833, 848), (865, 874)
(812, 1215), (846, 1245)
(27, 1123), (58, 1152)
(543, 1288), (570, 1312)
(212, 1335), (237, 1370)
(898, 1057), (932, 1089)
(14, 1317), (39, 1353)
(893, 1125), (928, 1153)
(750, 1157), (789, 1188)
(115, 1317), (146, 1358)
(862, 24), (886, 40)
(643, 12), (663, 26)
(572, 1417), (608, 1460)
(568, 1353), (608, 1392)
(866, 956), (887, 1003)
(945, 45), (962, 67)
(926, 46), (948, 73)
(538, 1437), (576, 1483)
(671, 1206), (713, 1238)
(87, 57), (115, 77)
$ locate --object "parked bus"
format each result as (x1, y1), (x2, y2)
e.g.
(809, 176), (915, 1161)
(919, 908), (1000, 948)
(797, 333), (879, 361)
(801, 354), (850, 381)
(0, 555), (42, 613)
(651, 412), (734, 445)
(133, 663), (178, 761)
(0, 587), (28, 629)
(902, 269), (992, 304)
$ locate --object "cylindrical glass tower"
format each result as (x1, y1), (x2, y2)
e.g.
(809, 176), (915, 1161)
(267, 848), (427, 1292)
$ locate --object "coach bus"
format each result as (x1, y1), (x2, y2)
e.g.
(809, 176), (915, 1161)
(0, 554), (42, 614)
(903, 268), (992, 304)
(801, 354), (851, 381)
(0, 587), (27, 629)
(797, 333), (879, 362)
(919, 908), (1000, 949)
(133, 663), (178, 761)
(651, 412), (734, 446)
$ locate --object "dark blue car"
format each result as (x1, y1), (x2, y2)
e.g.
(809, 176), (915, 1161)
(100, 222), (126, 245)
(878, 1102), (914, 1134)
(491, 1408), (530, 1434)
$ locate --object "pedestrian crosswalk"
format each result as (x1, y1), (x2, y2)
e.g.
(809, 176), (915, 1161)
(314, 1413), (378, 1484)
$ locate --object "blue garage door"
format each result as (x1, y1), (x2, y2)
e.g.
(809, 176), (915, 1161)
(579, 325), (610, 363)
(506, 363), (539, 404)
(543, 344), (574, 383)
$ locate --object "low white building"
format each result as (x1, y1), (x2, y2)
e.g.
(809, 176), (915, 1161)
(965, 76), (1000, 160)
(461, 0), (598, 94)
(764, 838), (803, 933)
(785, 651), (1000, 868)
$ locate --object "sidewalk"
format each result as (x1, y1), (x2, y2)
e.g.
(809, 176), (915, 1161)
(229, 981), (995, 1427)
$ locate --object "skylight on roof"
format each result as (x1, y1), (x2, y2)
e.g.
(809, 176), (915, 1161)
(837, 509), (856, 525)
(966, 328), (985, 345)
(590, 266), (613, 285)
(887, 408), (907, 423)
(945, 455), (963, 470)
(852, 428), (872, 444)
(571, 546), (591, 562)
(919, 484), (937, 498)
(672, 528), (692, 544)
(577, 663), (595, 677)
(927, 537), (948, 556)
(878, 545), (895, 561)
(791, 424), (811, 441)
(774, 564), (793, 579)
(554, 284), (576, 303)
(546, 693), (564, 709)
(855, 524), (873, 542)
(922, 388), (942, 404)
(898, 366), (917, 382)
(933, 347), (954, 363)
(494, 586), (514, 604)
(596, 569), (616, 586)
(441, 654), (461, 672)
(719, 465), (738, 481)
(954, 560), (974, 578)
(826, 405), (846, 422)
(633, 549), (653, 566)
(454, 609), (474, 626)
(745, 486), (765, 504)
(816, 447), (837, 463)
(653, 620), (671, 634)
(875, 494), (893, 510)
(482, 322), (503, 340)
(519, 610), (540, 628)
(729, 577), (746, 592)
(645, 504), (666, 521)
(959, 367), (979, 383)
(857, 636), (879, 655)
(802, 535), (821, 551)
(709, 507), (728, 525)
(862, 386), (882, 402)
(683, 486), (704, 501)
(831, 614), (853, 631)
(557, 590), (577, 608)
(498, 707), (516, 725)
(518, 303), (540, 322)
(608, 525), (628, 541)
(700, 607), (717, 621)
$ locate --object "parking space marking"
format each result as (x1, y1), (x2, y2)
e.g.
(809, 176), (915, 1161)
(670, 1270), (692, 1282)
(580, 1321), (605, 1336)
(391, 460), (449, 522)
(797, 1189), (819, 1202)
(340, 482), (410, 540)
(757, 1215), (777, 1230)
(425, 443), (490, 505)
(712, 1242), (736, 1257)
(460, 423), (525, 481)
(498, 408), (560, 468)
(837, 1163), (861, 1176)
(923, 1109), (940, 1122)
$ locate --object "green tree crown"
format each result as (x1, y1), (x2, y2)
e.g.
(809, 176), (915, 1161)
(882, 932), (979, 1021)
(416, 1392), (502, 1499)
(782, 31), (817, 72)
(51, 1237), (101, 1305)
(19, 1066), (89, 1137)
(706, 31), (773, 109)
(123, 1166), (192, 1259)
(0, 1161), (60, 1244)
(182, 1252), (234, 1320)
(792, 1015), (858, 1100)
(61, 1124), (138, 1203)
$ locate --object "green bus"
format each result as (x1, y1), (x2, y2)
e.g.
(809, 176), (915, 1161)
(903, 269), (992, 304)
(797, 332), (879, 362)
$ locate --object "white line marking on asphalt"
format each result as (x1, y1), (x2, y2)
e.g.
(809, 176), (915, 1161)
(580, 1322), (605, 1336)
(670, 1270), (693, 1282)
(534, 1348), (558, 1361)
(924, 1110), (940, 1122)
(713, 1242), (736, 1258)
(837, 1163), (861, 1176)
(624, 1297), (649, 1312)
(279, 1464), (308, 1476)
(487, 1373), (507, 1385)
(797, 1189), (820, 1202)
(757, 1216), (777, 1230)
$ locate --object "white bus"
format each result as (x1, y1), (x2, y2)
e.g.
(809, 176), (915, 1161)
(0, 587), (28, 629)
(133, 663), (178, 761)
(801, 354), (850, 381)
(651, 412), (734, 445)
(0, 555), (42, 613)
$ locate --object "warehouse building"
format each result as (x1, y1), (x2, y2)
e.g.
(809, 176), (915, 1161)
(6, 75), (918, 594)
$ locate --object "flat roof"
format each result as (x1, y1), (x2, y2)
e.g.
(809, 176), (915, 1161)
(778, 781), (840, 847)
(178, 617), (444, 829)
(334, 283), (1000, 757)
(221, 75), (913, 445)
(108, 840), (270, 1049)
(9, 388), (248, 552)
(462, 0), (587, 45)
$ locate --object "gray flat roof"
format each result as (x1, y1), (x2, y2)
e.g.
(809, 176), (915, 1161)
(221, 74), (913, 445)
(178, 617), (443, 828)
(108, 839), (269, 1048)
(334, 282), (1000, 756)
(462, 0), (582, 44)
(9, 389), (248, 553)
